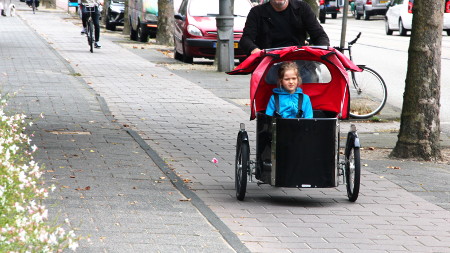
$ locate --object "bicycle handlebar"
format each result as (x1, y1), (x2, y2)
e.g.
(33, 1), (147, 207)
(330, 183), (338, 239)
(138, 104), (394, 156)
(348, 32), (362, 46)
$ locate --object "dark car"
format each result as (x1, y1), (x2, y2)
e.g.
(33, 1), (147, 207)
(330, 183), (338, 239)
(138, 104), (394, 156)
(105, 0), (125, 31)
(173, 0), (252, 63)
(319, 0), (340, 24)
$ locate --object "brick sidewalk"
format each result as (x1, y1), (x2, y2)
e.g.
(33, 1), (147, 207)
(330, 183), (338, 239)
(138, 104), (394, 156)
(0, 6), (243, 253)
(5, 3), (450, 252)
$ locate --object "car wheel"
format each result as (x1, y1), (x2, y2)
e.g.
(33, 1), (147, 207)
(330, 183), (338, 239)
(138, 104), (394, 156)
(332, 13), (337, 19)
(130, 21), (137, 41)
(363, 9), (370, 20)
(385, 19), (393, 35)
(182, 40), (193, 64)
(356, 11), (362, 20)
(447, 30), (450, 36)
(399, 19), (407, 36)
(106, 16), (116, 31)
(137, 24), (149, 42)
(319, 10), (326, 23)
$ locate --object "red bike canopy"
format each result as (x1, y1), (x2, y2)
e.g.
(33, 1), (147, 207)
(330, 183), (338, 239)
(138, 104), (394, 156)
(228, 46), (361, 120)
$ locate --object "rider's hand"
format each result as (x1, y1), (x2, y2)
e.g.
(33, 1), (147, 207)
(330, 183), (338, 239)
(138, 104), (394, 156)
(251, 48), (262, 55)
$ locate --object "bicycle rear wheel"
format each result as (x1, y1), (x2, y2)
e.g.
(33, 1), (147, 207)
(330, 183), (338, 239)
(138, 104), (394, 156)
(87, 20), (94, 53)
(349, 66), (387, 119)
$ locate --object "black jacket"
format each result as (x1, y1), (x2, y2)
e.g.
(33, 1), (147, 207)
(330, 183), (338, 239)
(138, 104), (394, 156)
(239, 0), (330, 55)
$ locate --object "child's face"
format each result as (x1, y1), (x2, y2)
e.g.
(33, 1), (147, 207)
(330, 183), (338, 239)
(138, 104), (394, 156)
(281, 69), (300, 94)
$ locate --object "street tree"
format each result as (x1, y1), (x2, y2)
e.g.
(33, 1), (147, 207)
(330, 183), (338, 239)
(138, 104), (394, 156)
(123, 0), (130, 35)
(156, 0), (175, 46)
(390, 0), (444, 161)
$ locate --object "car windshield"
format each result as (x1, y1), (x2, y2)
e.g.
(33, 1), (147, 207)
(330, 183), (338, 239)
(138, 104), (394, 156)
(189, 0), (251, 17)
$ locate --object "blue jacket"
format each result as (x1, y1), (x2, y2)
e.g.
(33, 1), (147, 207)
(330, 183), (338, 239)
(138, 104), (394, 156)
(266, 88), (313, 119)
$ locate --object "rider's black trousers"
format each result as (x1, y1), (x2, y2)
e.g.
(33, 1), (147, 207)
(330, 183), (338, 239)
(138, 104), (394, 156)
(81, 5), (100, 42)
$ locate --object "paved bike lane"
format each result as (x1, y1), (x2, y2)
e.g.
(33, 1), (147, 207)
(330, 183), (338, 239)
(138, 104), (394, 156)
(12, 5), (450, 252)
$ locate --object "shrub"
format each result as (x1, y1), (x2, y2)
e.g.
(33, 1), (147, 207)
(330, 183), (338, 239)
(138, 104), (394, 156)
(0, 95), (79, 252)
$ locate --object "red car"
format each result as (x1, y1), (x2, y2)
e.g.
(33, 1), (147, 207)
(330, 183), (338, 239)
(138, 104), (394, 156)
(173, 0), (253, 63)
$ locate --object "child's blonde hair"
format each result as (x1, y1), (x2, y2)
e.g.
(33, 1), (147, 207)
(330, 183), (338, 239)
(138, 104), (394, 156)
(277, 61), (302, 87)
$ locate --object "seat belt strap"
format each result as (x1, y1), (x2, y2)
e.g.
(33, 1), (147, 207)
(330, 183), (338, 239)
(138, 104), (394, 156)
(296, 94), (304, 118)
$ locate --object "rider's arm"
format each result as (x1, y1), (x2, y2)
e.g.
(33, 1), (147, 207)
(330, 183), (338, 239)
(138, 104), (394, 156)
(300, 2), (330, 46)
(239, 7), (260, 56)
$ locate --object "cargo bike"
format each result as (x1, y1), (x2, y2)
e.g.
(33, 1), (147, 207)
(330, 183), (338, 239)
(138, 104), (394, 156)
(228, 46), (362, 202)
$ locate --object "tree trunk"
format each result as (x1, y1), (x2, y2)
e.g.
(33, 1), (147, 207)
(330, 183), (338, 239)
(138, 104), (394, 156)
(123, 0), (130, 35)
(156, 0), (175, 46)
(303, 0), (319, 17)
(390, 0), (443, 161)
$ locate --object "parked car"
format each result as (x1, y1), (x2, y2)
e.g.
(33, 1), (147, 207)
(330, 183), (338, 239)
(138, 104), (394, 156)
(319, 0), (340, 24)
(355, 0), (389, 20)
(173, 0), (252, 63)
(385, 0), (450, 36)
(105, 0), (125, 31)
(128, 0), (158, 42)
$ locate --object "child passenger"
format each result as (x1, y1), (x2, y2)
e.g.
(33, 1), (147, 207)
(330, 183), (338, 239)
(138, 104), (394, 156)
(265, 61), (313, 118)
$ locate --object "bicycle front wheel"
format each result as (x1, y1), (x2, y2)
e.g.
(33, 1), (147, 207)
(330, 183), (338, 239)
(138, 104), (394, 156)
(87, 20), (94, 53)
(348, 66), (387, 119)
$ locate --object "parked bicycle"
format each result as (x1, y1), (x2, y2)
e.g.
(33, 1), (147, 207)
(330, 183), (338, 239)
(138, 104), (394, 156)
(337, 32), (388, 119)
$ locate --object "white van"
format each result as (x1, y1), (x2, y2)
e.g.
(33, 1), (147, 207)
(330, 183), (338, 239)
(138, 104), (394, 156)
(128, 0), (158, 42)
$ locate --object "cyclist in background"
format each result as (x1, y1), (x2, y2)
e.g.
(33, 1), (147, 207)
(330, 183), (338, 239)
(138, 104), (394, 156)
(26, 0), (40, 9)
(79, 0), (103, 48)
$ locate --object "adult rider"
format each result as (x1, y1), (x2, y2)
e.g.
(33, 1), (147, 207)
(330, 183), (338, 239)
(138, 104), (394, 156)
(239, 0), (330, 56)
(78, 0), (103, 48)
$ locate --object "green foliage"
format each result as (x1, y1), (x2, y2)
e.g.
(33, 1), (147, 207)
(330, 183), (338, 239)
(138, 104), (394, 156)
(0, 95), (80, 252)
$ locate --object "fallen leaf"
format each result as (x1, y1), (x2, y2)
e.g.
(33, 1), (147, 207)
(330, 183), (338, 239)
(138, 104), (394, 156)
(183, 178), (191, 183)
(70, 175), (76, 178)
(363, 164), (368, 167)
(90, 150), (95, 153)
(160, 177), (166, 180)
(368, 147), (375, 150)
(387, 166), (401, 170)
(75, 186), (91, 191)
(46, 170), (55, 172)
(179, 198), (191, 202)
(62, 185), (70, 188)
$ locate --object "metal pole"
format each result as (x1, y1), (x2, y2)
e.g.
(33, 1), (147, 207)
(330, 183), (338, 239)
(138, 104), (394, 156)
(340, 0), (349, 49)
(216, 0), (235, 72)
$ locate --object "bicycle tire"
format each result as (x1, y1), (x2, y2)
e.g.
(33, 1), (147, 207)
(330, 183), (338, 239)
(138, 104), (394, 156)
(348, 66), (387, 119)
(88, 20), (94, 53)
